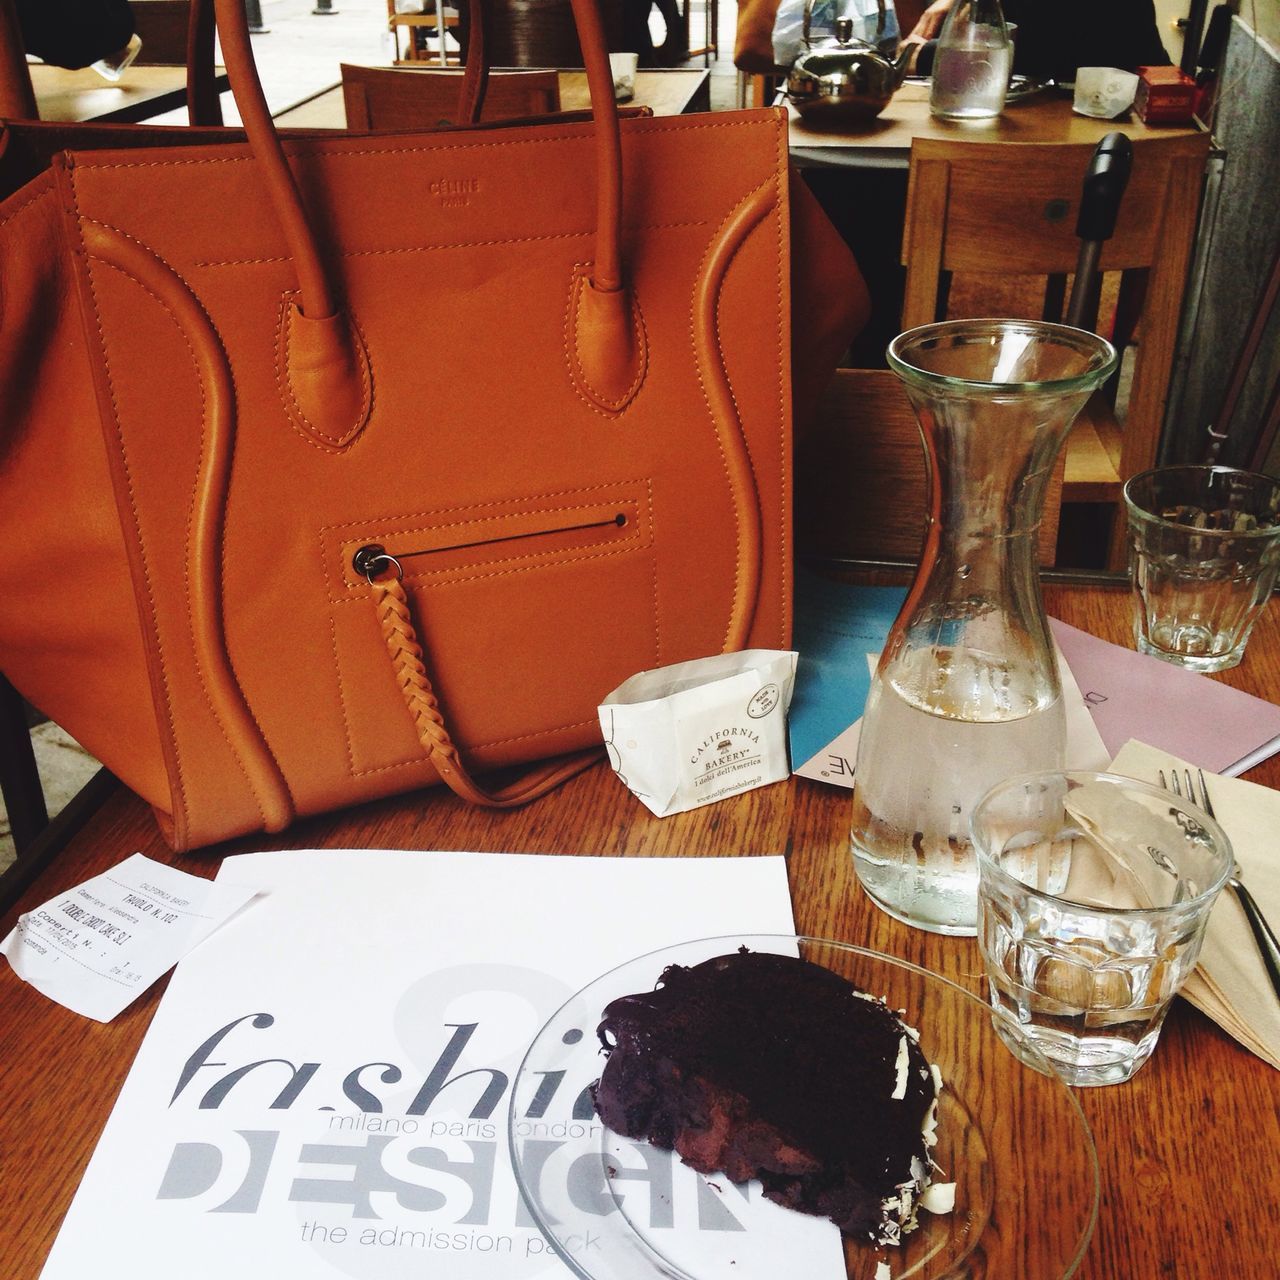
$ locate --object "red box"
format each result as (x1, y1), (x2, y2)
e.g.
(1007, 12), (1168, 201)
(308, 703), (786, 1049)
(1134, 65), (1197, 124)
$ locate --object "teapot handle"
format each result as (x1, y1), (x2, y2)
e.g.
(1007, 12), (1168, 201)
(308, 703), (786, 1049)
(804, 0), (890, 49)
(874, 0), (888, 45)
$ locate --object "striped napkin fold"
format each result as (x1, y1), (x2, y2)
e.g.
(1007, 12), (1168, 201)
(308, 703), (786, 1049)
(1111, 739), (1280, 1072)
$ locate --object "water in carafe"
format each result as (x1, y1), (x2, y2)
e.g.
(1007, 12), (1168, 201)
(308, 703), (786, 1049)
(851, 645), (1065, 934)
(930, 36), (1013, 119)
(928, 0), (1012, 120)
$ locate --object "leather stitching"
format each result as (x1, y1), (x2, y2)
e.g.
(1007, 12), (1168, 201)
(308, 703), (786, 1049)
(689, 186), (769, 654)
(193, 219), (710, 270)
(336, 517), (642, 593)
(321, 480), (649, 531)
(67, 185), (191, 838)
(772, 155), (791, 632)
(274, 289), (373, 451)
(329, 537), (646, 598)
(645, 481), (663, 667)
(88, 250), (272, 828)
(327, 484), (659, 777)
(73, 115), (782, 173)
(340, 716), (600, 779)
(79, 213), (301, 829)
(563, 264), (648, 416)
(318, 481), (652, 599)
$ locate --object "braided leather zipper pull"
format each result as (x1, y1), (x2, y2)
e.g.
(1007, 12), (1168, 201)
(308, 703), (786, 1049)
(363, 554), (600, 808)
(370, 572), (466, 781)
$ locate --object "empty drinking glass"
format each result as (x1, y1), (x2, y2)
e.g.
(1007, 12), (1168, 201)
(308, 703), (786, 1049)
(1124, 465), (1280, 673)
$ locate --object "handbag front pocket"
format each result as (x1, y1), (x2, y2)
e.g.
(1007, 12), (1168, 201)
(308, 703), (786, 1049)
(325, 483), (658, 777)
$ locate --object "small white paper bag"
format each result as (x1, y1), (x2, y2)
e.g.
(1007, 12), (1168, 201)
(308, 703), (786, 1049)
(599, 650), (798, 816)
(1073, 67), (1139, 119)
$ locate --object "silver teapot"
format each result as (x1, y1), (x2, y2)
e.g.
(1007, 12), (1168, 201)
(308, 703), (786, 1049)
(786, 1), (913, 125)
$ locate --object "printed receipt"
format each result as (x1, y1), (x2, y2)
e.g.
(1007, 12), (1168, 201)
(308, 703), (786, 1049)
(0, 853), (260, 1022)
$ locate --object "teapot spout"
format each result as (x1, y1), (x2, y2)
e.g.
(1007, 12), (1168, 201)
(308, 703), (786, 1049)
(889, 40), (915, 87)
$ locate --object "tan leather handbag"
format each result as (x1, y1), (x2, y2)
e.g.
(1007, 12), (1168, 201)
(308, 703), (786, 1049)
(0, 0), (864, 849)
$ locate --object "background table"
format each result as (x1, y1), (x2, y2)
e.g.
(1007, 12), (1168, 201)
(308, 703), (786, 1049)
(273, 67), (711, 128)
(28, 63), (228, 124)
(1, 582), (1277, 1278)
(789, 80), (1205, 170)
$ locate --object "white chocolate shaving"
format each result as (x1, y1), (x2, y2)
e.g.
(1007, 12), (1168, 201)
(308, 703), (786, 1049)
(921, 1181), (957, 1214)
(891, 1034), (911, 1099)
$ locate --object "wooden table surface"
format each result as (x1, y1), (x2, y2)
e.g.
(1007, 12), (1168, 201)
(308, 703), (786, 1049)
(274, 67), (712, 129)
(27, 63), (228, 124)
(3, 580), (1278, 1277)
(789, 80), (1204, 169)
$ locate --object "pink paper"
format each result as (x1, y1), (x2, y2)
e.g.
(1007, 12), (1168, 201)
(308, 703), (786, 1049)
(1050, 618), (1280, 775)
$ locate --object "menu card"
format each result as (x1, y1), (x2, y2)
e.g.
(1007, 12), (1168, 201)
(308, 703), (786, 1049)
(40, 850), (843, 1280)
(1050, 619), (1280, 775)
(787, 574), (1280, 783)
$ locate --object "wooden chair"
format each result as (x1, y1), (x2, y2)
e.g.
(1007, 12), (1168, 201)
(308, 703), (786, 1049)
(899, 133), (1211, 566)
(340, 63), (560, 129)
(387, 0), (463, 66)
(128, 0), (193, 65)
(795, 369), (1064, 567)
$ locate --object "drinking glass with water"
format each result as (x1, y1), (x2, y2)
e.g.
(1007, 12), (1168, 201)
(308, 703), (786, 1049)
(971, 771), (1232, 1087)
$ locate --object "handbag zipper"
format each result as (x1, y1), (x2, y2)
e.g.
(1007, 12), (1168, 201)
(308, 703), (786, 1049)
(353, 513), (629, 581)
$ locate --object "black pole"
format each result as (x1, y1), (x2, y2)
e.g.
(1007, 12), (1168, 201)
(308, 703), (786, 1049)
(1180, 0), (1210, 75)
(245, 0), (268, 34)
(313, 0), (339, 15)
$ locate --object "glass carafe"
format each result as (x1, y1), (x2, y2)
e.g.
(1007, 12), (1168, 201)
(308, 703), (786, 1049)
(929, 0), (1012, 121)
(850, 320), (1117, 935)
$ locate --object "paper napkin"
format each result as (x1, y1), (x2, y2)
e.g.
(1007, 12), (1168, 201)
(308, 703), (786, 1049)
(1111, 740), (1280, 1071)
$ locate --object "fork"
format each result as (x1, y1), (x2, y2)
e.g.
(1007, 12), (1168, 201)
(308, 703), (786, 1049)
(1160, 767), (1280, 1005)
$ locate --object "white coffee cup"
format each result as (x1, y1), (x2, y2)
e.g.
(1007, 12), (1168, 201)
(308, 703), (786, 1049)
(608, 52), (639, 103)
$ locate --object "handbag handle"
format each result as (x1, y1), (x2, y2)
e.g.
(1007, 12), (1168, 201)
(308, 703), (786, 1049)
(211, 0), (640, 437)
(186, 0), (223, 126)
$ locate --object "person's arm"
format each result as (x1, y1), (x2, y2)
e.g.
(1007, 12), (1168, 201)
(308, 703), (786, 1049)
(906, 0), (954, 42)
(13, 0), (135, 70)
(899, 0), (952, 73)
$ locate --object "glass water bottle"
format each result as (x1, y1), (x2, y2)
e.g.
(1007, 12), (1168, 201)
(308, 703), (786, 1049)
(850, 320), (1118, 935)
(929, 0), (1013, 120)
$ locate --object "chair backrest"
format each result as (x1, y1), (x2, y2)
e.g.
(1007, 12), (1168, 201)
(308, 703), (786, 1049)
(340, 63), (561, 129)
(130, 0), (193, 66)
(795, 369), (1064, 566)
(900, 133), (1211, 492)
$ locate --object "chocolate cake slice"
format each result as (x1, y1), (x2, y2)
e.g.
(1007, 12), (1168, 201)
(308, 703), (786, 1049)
(592, 949), (944, 1245)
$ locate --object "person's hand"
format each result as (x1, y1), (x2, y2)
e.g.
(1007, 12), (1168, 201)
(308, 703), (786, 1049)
(896, 0), (953, 73)
(905, 0), (954, 43)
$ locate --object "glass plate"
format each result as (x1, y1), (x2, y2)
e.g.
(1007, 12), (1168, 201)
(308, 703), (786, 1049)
(509, 935), (1098, 1280)
(1005, 75), (1049, 105)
